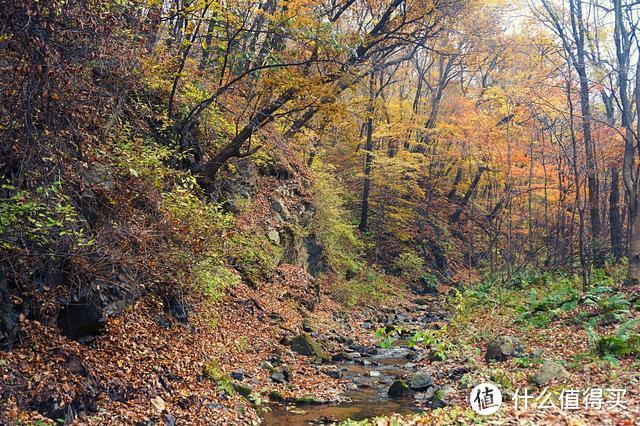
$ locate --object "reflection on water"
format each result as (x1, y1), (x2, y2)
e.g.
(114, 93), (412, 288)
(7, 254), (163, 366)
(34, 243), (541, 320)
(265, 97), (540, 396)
(261, 387), (420, 425)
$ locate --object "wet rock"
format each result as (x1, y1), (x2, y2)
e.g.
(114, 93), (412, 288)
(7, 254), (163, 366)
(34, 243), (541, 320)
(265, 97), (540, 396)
(344, 352), (361, 360)
(530, 361), (569, 386)
(230, 369), (245, 381)
(388, 380), (410, 397)
(485, 335), (524, 362)
(57, 296), (105, 342)
(325, 369), (342, 379)
(290, 333), (331, 362)
(409, 371), (433, 391)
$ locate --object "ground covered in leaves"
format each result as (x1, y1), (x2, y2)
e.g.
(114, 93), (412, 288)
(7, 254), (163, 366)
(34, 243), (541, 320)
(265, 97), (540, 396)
(341, 265), (640, 425)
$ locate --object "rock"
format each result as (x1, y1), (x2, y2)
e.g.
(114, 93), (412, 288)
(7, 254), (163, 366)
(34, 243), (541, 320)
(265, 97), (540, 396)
(0, 277), (18, 350)
(303, 234), (328, 277)
(409, 371), (433, 391)
(150, 396), (165, 414)
(261, 361), (276, 373)
(282, 366), (292, 382)
(530, 349), (544, 359)
(530, 361), (569, 386)
(431, 385), (454, 408)
(344, 352), (361, 360)
(326, 369), (342, 379)
(271, 198), (290, 220)
(270, 372), (286, 384)
(232, 382), (253, 397)
(447, 366), (470, 379)
(290, 333), (331, 362)
(164, 413), (176, 426)
(415, 386), (437, 401)
(485, 335), (524, 362)
(230, 369), (245, 381)
(266, 228), (280, 245)
(387, 380), (410, 397)
(369, 371), (381, 377)
(268, 390), (284, 401)
(414, 297), (433, 306)
(57, 296), (105, 341)
(302, 319), (314, 332)
(332, 352), (347, 362)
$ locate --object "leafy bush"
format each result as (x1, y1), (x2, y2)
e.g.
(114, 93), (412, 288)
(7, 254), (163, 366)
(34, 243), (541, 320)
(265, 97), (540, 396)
(0, 181), (93, 252)
(394, 250), (425, 278)
(408, 328), (453, 360)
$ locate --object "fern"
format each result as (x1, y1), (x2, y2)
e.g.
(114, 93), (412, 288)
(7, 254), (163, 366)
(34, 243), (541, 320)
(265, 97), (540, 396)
(585, 325), (599, 348)
(616, 318), (640, 338)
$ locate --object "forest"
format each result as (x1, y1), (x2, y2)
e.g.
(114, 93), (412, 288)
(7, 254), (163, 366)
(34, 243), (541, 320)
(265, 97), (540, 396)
(2, 0), (640, 424)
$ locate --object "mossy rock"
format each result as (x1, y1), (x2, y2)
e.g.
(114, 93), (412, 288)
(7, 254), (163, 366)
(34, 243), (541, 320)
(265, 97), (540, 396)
(387, 379), (410, 397)
(268, 390), (284, 401)
(232, 382), (253, 398)
(290, 333), (331, 362)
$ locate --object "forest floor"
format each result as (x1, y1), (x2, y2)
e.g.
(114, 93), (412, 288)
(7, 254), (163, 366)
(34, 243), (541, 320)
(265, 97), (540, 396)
(2, 265), (640, 425)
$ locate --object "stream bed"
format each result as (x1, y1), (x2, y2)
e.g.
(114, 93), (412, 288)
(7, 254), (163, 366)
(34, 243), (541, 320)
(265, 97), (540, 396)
(260, 347), (425, 425)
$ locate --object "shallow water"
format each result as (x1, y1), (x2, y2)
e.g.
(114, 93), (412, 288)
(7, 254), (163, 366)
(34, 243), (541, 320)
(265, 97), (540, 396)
(260, 350), (422, 425)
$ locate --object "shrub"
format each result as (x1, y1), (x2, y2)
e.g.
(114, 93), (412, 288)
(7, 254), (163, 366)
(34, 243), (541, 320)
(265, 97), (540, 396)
(394, 250), (425, 279)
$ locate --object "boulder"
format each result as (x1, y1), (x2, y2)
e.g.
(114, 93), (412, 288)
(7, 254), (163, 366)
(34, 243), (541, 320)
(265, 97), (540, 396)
(530, 361), (569, 386)
(290, 333), (331, 362)
(485, 335), (524, 361)
(387, 379), (410, 397)
(409, 371), (433, 391)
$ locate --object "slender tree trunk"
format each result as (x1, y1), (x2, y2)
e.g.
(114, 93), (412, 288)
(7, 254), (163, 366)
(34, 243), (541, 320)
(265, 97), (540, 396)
(359, 76), (376, 232)
(610, 167), (623, 259)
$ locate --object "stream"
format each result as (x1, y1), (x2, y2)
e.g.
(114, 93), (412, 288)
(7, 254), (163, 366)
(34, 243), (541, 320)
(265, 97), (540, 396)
(261, 347), (423, 425)
(261, 300), (446, 425)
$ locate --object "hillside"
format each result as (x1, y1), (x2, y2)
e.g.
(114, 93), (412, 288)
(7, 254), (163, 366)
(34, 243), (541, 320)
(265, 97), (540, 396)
(2, 0), (640, 424)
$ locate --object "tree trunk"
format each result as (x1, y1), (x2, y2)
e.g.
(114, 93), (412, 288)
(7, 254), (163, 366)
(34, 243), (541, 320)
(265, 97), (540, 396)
(450, 166), (487, 224)
(359, 77), (376, 232)
(610, 167), (623, 259)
